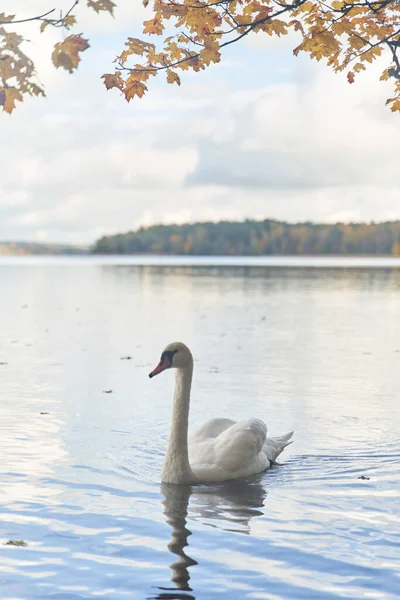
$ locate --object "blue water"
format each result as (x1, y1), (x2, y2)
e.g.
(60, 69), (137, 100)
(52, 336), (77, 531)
(0, 257), (399, 599)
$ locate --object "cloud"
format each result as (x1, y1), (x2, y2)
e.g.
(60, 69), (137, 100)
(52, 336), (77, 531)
(1, 4), (400, 243)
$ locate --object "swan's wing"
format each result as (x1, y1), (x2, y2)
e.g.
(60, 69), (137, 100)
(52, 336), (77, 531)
(191, 418), (268, 478)
(263, 431), (294, 463)
(189, 418), (236, 441)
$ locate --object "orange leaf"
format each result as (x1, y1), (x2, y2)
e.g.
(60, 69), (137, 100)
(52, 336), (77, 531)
(347, 71), (355, 84)
(51, 35), (90, 72)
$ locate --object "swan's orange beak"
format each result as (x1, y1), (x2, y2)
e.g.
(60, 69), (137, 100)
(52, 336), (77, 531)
(149, 356), (171, 378)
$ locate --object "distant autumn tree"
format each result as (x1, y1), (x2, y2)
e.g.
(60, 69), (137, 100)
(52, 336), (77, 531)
(1, 0), (400, 114)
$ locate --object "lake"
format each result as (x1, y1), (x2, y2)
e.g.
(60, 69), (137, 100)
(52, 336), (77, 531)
(0, 256), (399, 600)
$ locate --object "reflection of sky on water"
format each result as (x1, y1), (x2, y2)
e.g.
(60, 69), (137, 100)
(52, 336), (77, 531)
(0, 258), (398, 599)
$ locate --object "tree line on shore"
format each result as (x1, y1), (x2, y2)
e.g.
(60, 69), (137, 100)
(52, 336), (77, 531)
(92, 219), (400, 256)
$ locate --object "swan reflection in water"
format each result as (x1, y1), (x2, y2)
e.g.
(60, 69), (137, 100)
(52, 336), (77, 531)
(150, 476), (267, 599)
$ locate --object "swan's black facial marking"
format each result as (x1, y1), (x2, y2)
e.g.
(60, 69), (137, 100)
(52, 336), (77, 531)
(160, 349), (178, 367)
(149, 349), (178, 378)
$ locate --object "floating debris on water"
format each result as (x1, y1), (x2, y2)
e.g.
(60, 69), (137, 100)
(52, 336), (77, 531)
(5, 540), (27, 547)
(358, 475), (370, 480)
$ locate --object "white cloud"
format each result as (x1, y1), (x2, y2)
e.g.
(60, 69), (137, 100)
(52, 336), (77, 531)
(0, 3), (399, 243)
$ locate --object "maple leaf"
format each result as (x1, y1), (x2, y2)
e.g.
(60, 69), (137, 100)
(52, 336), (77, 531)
(124, 79), (148, 101)
(0, 57), (14, 82)
(200, 46), (221, 66)
(0, 13), (15, 23)
(64, 15), (77, 29)
(51, 35), (90, 73)
(390, 99), (400, 113)
(347, 71), (355, 84)
(0, 87), (23, 114)
(166, 69), (181, 85)
(143, 16), (164, 35)
(87, 0), (116, 15)
(102, 72), (123, 90)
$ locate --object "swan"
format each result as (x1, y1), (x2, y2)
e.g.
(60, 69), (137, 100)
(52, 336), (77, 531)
(149, 342), (293, 484)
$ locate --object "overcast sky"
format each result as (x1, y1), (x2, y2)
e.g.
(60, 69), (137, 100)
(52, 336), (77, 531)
(1, 0), (400, 244)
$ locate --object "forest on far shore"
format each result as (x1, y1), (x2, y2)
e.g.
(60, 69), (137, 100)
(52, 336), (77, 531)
(92, 219), (400, 256)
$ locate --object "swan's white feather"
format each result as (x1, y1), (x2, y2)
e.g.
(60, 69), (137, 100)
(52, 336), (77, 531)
(189, 418), (293, 482)
(151, 341), (294, 484)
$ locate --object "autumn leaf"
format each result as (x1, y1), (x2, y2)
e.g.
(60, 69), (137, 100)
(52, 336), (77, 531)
(4, 0), (400, 113)
(64, 15), (77, 29)
(0, 13), (15, 23)
(200, 46), (221, 66)
(87, 0), (116, 15)
(166, 69), (181, 85)
(51, 35), (90, 72)
(143, 15), (164, 35)
(0, 87), (23, 114)
(0, 57), (14, 82)
(102, 72), (123, 90)
(124, 79), (148, 101)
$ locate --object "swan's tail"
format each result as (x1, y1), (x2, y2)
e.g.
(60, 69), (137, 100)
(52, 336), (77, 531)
(263, 431), (294, 464)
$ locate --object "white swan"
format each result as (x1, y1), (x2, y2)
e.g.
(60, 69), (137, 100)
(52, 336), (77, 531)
(149, 342), (293, 484)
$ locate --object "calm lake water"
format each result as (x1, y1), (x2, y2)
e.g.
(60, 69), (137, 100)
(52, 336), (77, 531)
(0, 256), (399, 600)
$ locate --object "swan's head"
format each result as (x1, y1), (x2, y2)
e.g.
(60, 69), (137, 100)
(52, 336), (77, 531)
(149, 342), (193, 378)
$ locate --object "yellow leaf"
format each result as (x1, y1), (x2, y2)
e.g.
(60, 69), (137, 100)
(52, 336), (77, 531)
(166, 69), (181, 85)
(200, 46), (221, 66)
(124, 80), (148, 101)
(331, 1), (344, 9)
(64, 15), (77, 28)
(296, 1), (314, 13)
(40, 21), (48, 33)
(353, 62), (366, 73)
(51, 35), (90, 72)
(0, 87), (23, 114)
(390, 99), (400, 112)
(143, 16), (164, 35)
(380, 69), (389, 81)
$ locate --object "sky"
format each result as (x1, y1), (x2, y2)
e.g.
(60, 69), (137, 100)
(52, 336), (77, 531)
(1, 0), (400, 244)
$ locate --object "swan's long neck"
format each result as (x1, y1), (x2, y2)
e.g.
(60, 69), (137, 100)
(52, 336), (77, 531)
(162, 364), (196, 484)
